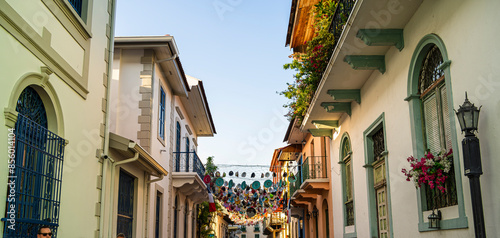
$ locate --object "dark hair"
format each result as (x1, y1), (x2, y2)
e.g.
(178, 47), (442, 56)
(117, 233), (126, 238)
(38, 225), (51, 233)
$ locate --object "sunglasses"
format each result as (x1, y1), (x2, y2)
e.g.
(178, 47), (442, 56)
(38, 233), (52, 237)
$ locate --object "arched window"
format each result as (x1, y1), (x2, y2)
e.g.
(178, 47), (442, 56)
(340, 133), (355, 229)
(3, 86), (65, 237)
(418, 45), (457, 209)
(406, 34), (466, 231)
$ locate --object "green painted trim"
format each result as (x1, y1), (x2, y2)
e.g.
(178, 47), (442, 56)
(438, 60), (452, 70)
(320, 102), (352, 116)
(356, 29), (404, 51)
(327, 89), (361, 104)
(343, 231), (357, 238)
(344, 55), (386, 74)
(407, 34), (468, 231)
(312, 120), (339, 129)
(404, 93), (420, 102)
(418, 216), (469, 232)
(308, 129), (333, 138)
(362, 113), (394, 238)
(339, 133), (357, 236)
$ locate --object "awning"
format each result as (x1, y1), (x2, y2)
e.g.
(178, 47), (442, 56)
(108, 132), (168, 177)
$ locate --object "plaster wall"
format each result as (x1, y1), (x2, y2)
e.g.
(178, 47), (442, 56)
(0, 0), (112, 237)
(328, 0), (500, 237)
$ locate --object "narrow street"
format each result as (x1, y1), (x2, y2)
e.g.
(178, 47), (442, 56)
(1, 0), (499, 238)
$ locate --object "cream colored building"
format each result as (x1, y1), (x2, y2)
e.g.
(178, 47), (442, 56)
(294, 0), (500, 237)
(108, 36), (216, 238)
(0, 0), (117, 237)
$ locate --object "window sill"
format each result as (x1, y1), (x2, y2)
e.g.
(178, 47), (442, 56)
(418, 216), (468, 232)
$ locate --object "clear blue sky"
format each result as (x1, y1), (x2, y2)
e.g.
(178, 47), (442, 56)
(115, 0), (295, 165)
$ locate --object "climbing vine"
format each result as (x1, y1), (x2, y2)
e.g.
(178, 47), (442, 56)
(281, 0), (337, 121)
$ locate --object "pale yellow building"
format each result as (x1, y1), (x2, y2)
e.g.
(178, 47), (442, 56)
(0, 0), (117, 237)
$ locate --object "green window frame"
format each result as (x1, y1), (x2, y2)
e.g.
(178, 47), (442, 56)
(406, 34), (467, 231)
(363, 113), (393, 238)
(339, 133), (356, 237)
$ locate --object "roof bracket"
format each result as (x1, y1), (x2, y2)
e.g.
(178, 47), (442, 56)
(356, 29), (404, 51)
(327, 89), (361, 104)
(344, 55), (386, 74)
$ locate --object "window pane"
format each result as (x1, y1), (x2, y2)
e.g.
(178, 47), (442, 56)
(423, 94), (441, 153)
(440, 85), (453, 151)
(346, 160), (352, 201)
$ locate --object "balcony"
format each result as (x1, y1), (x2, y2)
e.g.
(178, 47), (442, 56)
(172, 151), (208, 203)
(263, 213), (286, 236)
(290, 156), (329, 205)
(302, 0), (423, 132)
(329, 0), (356, 49)
(173, 151), (206, 178)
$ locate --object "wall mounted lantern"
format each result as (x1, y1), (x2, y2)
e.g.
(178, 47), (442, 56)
(428, 209), (441, 229)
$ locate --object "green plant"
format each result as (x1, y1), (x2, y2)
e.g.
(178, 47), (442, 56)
(197, 202), (215, 238)
(281, 0), (337, 121)
(205, 156), (218, 175)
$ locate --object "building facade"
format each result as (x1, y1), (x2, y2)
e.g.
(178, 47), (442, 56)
(288, 0), (500, 237)
(0, 0), (117, 237)
(108, 36), (216, 238)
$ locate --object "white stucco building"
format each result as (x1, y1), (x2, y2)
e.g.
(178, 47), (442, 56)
(107, 36), (216, 238)
(296, 0), (500, 237)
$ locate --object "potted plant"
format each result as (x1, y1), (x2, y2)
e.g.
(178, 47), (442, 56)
(401, 150), (453, 193)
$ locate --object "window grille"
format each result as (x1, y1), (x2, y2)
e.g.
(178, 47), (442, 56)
(419, 45), (444, 96)
(2, 87), (65, 238)
(117, 171), (134, 238)
(372, 128), (385, 161)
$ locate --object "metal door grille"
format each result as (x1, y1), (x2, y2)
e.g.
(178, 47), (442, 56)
(2, 114), (65, 238)
(117, 171), (134, 238)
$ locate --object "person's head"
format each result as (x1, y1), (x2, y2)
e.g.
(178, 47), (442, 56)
(37, 226), (52, 237)
(117, 233), (126, 238)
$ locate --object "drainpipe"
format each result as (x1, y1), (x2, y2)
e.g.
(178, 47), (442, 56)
(108, 152), (139, 238)
(156, 54), (177, 63)
(147, 174), (164, 184)
(99, 0), (118, 236)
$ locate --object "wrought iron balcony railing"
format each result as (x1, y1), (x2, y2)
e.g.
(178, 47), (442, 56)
(172, 151), (206, 179)
(302, 156), (328, 181)
(329, 0), (357, 49)
(289, 172), (302, 196)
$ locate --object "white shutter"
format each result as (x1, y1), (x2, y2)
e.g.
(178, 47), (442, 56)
(440, 85), (453, 151)
(423, 94), (441, 153)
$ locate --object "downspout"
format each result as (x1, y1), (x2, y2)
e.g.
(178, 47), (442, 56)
(108, 152), (139, 238)
(156, 54), (177, 63)
(99, 0), (118, 236)
(147, 174), (164, 184)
